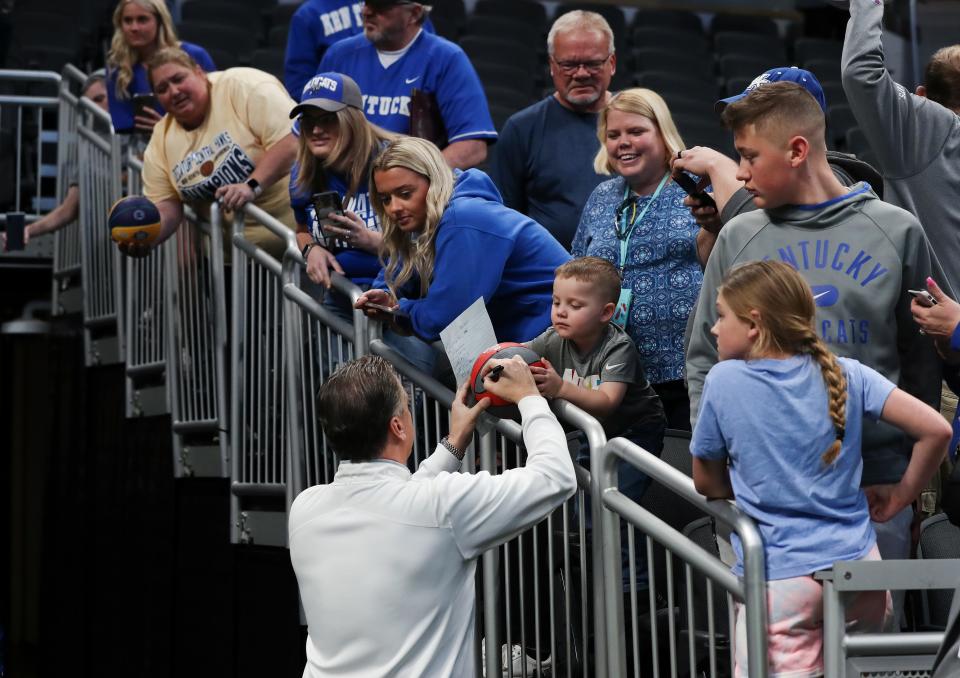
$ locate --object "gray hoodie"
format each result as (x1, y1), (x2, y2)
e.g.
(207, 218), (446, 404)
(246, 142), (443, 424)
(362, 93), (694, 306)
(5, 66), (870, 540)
(842, 0), (960, 297)
(686, 184), (943, 486)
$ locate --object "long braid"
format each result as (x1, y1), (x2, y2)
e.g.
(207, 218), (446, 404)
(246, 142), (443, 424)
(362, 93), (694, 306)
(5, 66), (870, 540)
(803, 331), (847, 465)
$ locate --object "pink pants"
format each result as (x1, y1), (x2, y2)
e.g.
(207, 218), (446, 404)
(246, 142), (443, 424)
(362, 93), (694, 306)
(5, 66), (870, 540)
(735, 545), (891, 678)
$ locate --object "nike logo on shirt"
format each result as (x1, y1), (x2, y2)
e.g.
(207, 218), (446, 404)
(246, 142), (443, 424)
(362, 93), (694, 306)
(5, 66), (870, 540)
(405, 76), (419, 84)
(605, 362), (626, 371)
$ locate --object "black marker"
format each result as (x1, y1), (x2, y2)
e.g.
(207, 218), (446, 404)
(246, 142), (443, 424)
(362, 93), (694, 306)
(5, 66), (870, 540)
(487, 365), (505, 382)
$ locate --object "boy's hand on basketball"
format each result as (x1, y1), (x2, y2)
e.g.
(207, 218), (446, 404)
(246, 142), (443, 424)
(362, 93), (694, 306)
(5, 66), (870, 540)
(865, 484), (910, 523)
(530, 357), (563, 399)
(116, 239), (152, 258)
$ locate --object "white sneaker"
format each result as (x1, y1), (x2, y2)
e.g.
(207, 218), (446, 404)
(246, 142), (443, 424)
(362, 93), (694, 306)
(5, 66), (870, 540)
(502, 645), (550, 677)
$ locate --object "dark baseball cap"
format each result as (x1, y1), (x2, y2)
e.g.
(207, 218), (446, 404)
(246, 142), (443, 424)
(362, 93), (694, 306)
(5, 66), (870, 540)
(715, 66), (828, 114)
(289, 72), (363, 118)
(364, 0), (418, 8)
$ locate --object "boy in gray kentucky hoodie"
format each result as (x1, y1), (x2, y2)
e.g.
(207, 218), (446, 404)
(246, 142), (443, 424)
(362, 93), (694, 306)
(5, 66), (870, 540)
(842, 0), (960, 296)
(686, 82), (943, 495)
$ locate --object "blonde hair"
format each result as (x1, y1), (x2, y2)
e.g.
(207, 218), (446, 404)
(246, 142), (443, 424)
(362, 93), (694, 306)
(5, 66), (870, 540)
(547, 10), (614, 57)
(370, 137), (454, 299)
(594, 88), (686, 175)
(555, 256), (621, 305)
(295, 106), (397, 203)
(145, 47), (202, 87)
(108, 0), (180, 100)
(718, 260), (847, 466)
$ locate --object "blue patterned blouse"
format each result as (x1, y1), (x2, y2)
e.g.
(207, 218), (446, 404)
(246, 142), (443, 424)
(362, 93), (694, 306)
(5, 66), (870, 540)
(572, 176), (702, 384)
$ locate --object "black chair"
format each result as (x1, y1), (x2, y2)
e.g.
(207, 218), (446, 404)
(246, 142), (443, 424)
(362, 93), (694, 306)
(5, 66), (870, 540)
(844, 127), (879, 168)
(11, 11), (84, 53)
(460, 36), (540, 75)
(661, 93), (718, 122)
(803, 57), (842, 85)
(636, 71), (722, 100)
(250, 48), (285, 80)
(633, 48), (715, 84)
(474, 0), (547, 31)
(204, 46), (237, 71)
(266, 3), (300, 32)
(827, 103), (858, 149)
(631, 27), (710, 58)
(916, 513), (960, 631)
(710, 13), (779, 37)
(488, 103), (517, 132)
(631, 9), (704, 36)
(181, 1), (261, 34)
(794, 37), (843, 65)
(176, 21), (259, 64)
(674, 116), (736, 158)
(430, 14), (459, 41)
(724, 76), (753, 97)
(821, 79), (848, 110)
(713, 31), (787, 62)
(266, 24), (288, 49)
(464, 15), (544, 47)
(718, 54), (777, 81)
(429, 0), (467, 33)
(14, 45), (77, 72)
(473, 60), (539, 99)
(484, 85), (535, 113)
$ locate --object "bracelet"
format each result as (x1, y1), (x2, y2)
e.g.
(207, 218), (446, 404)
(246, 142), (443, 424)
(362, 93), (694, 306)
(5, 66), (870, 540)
(302, 241), (321, 259)
(439, 436), (466, 461)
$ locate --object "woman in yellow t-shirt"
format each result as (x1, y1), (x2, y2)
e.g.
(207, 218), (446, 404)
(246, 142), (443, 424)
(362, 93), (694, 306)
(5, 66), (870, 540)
(122, 47), (298, 259)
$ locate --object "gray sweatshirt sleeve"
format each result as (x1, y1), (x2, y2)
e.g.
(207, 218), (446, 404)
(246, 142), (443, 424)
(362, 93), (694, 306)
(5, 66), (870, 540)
(685, 226), (730, 428)
(841, 0), (955, 178)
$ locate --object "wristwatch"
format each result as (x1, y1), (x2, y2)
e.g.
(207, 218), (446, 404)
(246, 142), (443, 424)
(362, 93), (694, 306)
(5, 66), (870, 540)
(245, 177), (263, 198)
(439, 436), (466, 461)
(302, 241), (321, 260)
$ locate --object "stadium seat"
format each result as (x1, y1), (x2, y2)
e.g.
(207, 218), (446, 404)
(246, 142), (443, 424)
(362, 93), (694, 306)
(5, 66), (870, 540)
(181, 1), (261, 34)
(176, 22), (259, 65)
(794, 37), (844, 65)
(266, 24), (288, 49)
(204, 46), (238, 71)
(821, 80), (848, 109)
(266, 3), (300, 32)
(484, 86), (535, 116)
(713, 31), (787, 62)
(473, 61), (539, 98)
(430, 14), (459, 41)
(473, 0), (547, 32)
(488, 103), (517, 132)
(460, 36), (541, 76)
(724, 76), (753, 97)
(632, 48), (715, 84)
(630, 9), (704, 36)
(803, 57), (842, 84)
(659, 93), (717, 123)
(718, 54), (777, 81)
(636, 71), (721, 99)
(10, 11), (84, 54)
(251, 48), (285, 80)
(916, 513), (960, 631)
(845, 127), (879, 167)
(631, 27), (710, 58)
(673, 116), (736, 158)
(827, 103), (858, 148)
(710, 13), (780, 37)
(464, 15), (544, 47)
(428, 0), (467, 34)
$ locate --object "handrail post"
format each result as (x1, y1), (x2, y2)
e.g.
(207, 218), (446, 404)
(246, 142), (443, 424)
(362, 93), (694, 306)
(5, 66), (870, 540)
(479, 428), (501, 678)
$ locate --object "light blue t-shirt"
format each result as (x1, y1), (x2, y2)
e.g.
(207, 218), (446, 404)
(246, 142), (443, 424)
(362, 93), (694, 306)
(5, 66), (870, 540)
(691, 355), (895, 580)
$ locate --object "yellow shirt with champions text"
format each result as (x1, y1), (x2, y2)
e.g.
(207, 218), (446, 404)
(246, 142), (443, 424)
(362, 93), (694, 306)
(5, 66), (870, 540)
(142, 68), (296, 257)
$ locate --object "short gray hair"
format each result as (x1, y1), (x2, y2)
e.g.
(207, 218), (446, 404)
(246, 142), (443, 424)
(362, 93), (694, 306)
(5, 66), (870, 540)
(547, 10), (615, 57)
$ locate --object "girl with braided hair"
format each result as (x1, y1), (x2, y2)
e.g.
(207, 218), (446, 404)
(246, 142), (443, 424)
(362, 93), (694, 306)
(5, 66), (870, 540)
(690, 260), (950, 678)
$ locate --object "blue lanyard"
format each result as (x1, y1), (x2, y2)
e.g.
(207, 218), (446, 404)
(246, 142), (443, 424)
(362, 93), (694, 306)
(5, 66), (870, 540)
(615, 173), (670, 272)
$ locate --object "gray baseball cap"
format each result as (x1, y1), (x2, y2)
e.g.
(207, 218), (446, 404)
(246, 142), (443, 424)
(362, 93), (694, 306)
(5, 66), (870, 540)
(290, 72), (363, 118)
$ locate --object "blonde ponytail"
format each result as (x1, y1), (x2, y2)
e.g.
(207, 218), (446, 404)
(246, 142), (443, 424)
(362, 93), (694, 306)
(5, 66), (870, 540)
(803, 332), (847, 465)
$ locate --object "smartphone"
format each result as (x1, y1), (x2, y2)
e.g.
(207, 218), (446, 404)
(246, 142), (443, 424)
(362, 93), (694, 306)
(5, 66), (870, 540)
(4, 212), (25, 251)
(672, 171), (718, 211)
(311, 191), (347, 250)
(132, 93), (158, 121)
(908, 289), (938, 307)
(362, 302), (397, 315)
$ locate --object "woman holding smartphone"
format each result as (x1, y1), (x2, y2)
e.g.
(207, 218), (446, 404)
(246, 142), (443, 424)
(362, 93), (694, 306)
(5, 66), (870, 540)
(106, 0), (215, 134)
(289, 72), (396, 304)
(355, 136), (569, 373)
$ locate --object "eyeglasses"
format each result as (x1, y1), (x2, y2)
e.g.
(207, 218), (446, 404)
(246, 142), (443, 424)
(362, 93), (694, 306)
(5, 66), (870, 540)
(551, 55), (611, 75)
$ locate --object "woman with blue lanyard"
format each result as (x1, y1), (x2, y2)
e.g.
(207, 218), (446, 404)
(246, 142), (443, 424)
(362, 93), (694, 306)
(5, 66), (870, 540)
(572, 88), (704, 429)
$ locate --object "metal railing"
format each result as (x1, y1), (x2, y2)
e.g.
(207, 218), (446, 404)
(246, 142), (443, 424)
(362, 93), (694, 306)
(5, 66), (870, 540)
(0, 69), (61, 217)
(165, 203), (228, 478)
(123, 151), (169, 417)
(51, 64), (86, 316)
(818, 559), (958, 677)
(598, 437), (769, 677)
(77, 94), (123, 366)
(229, 204), (299, 545)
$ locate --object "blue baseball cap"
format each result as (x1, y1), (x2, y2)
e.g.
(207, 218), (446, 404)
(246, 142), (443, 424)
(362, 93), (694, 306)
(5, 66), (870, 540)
(715, 66), (828, 114)
(289, 72), (364, 119)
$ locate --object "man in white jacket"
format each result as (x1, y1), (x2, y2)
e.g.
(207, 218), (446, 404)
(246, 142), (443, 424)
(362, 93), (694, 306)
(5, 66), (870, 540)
(288, 354), (577, 677)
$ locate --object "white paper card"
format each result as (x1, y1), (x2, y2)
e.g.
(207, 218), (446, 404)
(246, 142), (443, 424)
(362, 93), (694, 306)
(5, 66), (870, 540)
(440, 297), (498, 387)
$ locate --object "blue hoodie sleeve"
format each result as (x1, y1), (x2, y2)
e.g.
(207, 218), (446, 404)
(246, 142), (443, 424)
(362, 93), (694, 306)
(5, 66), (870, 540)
(397, 215), (513, 341)
(284, 4), (324, 100)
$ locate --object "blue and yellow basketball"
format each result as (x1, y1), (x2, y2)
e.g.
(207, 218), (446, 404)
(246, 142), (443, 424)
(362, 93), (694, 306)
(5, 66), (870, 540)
(108, 196), (161, 245)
